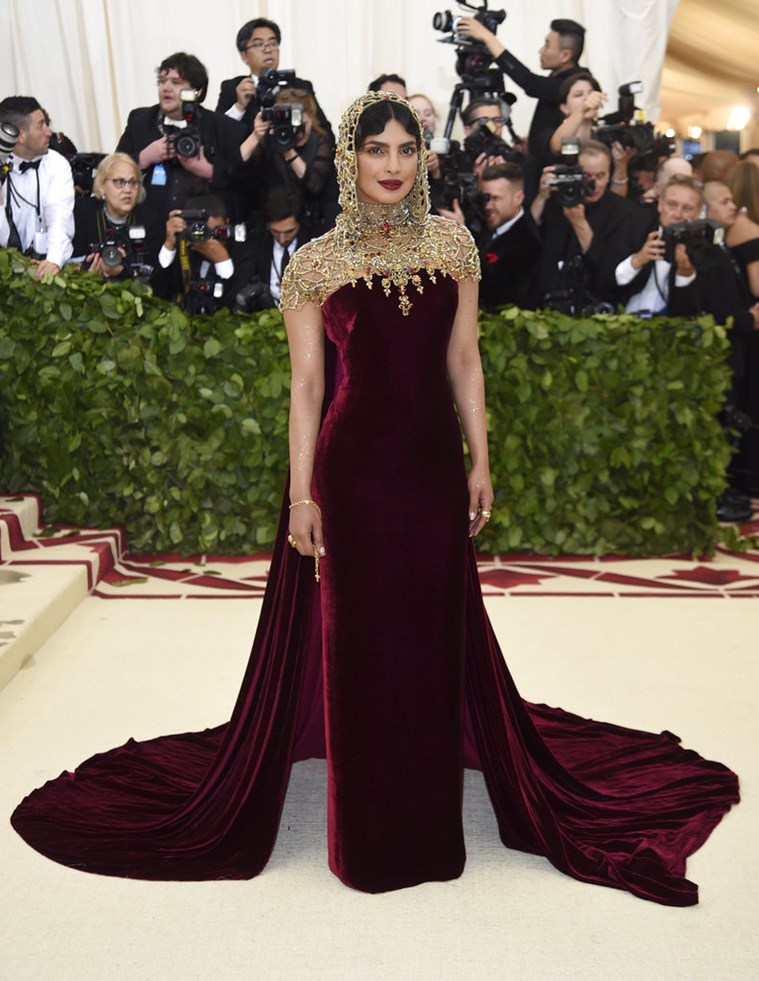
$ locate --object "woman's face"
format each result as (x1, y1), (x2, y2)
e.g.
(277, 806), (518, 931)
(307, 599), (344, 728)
(355, 117), (419, 205)
(561, 79), (595, 118)
(295, 110), (313, 147)
(102, 161), (140, 218)
(409, 96), (436, 135)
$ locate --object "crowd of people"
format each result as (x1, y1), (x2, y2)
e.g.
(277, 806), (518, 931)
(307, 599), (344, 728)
(1, 14), (758, 499)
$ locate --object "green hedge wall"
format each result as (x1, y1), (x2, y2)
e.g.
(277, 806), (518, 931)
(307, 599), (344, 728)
(0, 250), (733, 556)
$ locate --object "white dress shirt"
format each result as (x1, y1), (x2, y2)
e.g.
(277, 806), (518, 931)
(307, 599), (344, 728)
(0, 148), (75, 268)
(615, 227), (696, 314)
(225, 75), (258, 122)
(270, 238), (296, 303)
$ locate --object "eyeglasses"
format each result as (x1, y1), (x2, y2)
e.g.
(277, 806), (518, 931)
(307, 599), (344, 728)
(667, 173), (703, 188)
(108, 178), (141, 189)
(245, 39), (280, 52)
(470, 116), (505, 126)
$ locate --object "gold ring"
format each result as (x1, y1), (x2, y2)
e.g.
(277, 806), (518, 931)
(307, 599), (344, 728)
(288, 534), (298, 549)
(480, 509), (492, 520)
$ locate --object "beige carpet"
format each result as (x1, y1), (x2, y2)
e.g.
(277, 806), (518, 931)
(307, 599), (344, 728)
(1, 588), (757, 981)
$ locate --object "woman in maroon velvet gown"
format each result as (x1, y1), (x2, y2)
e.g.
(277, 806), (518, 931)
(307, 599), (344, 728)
(11, 92), (739, 904)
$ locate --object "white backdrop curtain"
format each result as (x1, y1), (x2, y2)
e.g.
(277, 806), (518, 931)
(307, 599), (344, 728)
(0, 0), (679, 153)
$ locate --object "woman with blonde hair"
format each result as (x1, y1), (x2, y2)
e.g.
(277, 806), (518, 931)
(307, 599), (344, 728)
(72, 151), (161, 278)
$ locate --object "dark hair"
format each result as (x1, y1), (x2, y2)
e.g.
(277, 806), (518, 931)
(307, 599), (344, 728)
(461, 97), (502, 128)
(236, 18), (281, 51)
(0, 96), (42, 130)
(739, 147), (759, 161)
(354, 100), (421, 151)
(186, 194), (227, 220)
(368, 73), (407, 93)
(264, 187), (303, 224)
(480, 162), (524, 188)
(550, 18), (585, 62)
(156, 53), (208, 102)
(557, 71), (601, 105)
(729, 160), (759, 223)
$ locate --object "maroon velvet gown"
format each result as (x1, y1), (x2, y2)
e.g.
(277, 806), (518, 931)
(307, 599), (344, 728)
(11, 273), (739, 903)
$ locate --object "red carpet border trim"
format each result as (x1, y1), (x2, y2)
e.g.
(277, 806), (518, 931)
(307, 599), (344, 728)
(2, 495), (759, 600)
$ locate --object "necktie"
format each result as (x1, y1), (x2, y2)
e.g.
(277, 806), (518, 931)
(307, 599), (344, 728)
(18, 159), (41, 173)
(279, 244), (291, 281)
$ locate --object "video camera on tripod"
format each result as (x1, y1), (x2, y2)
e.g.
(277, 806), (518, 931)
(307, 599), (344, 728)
(429, 1), (520, 235)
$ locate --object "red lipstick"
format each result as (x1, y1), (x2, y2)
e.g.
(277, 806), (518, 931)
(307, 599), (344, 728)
(379, 180), (403, 190)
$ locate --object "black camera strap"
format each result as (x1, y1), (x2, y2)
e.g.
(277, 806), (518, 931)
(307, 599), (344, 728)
(4, 165), (42, 251)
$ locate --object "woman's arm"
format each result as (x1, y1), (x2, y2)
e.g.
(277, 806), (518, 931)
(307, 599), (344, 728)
(446, 278), (494, 537)
(283, 301), (327, 558)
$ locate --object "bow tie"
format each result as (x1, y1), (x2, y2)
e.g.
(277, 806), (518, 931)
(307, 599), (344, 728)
(18, 159), (41, 173)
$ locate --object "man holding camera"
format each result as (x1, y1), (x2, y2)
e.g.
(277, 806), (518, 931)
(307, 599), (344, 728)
(116, 53), (245, 223)
(151, 194), (252, 314)
(531, 139), (639, 311)
(0, 95), (74, 278)
(215, 18), (332, 142)
(457, 15), (587, 193)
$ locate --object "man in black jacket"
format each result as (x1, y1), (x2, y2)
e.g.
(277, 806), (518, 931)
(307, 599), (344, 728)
(116, 52), (245, 222)
(215, 18), (332, 143)
(531, 140), (640, 311)
(478, 162), (541, 309)
(151, 194), (253, 314)
(457, 14), (586, 196)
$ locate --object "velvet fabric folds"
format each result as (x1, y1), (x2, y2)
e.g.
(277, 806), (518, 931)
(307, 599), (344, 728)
(12, 274), (738, 903)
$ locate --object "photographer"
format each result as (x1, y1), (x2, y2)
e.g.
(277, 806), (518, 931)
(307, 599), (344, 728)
(531, 139), (639, 311)
(237, 187), (315, 311)
(215, 18), (333, 143)
(116, 53), (245, 223)
(457, 14), (587, 195)
(616, 174), (759, 519)
(236, 88), (338, 235)
(151, 194), (251, 314)
(543, 73), (606, 160)
(0, 95), (74, 278)
(71, 153), (161, 279)
(461, 97), (514, 176)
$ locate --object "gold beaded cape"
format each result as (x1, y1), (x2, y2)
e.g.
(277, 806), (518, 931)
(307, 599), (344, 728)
(280, 90), (480, 316)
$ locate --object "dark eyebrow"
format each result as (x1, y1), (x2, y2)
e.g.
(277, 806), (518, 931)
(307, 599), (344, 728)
(362, 139), (417, 148)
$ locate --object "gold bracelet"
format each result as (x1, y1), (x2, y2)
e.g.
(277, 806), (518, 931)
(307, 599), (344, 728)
(289, 498), (322, 518)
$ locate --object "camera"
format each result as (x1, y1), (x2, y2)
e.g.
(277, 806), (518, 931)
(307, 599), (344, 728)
(1, 121), (19, 177)
(236, 277), (277, 313)
(177, 209), (247, 244)
(67, 152), (106, 195)
(662, 219), (724, 265)
(89, 225), (149, 277)
(594, 82), (675, 158)
(546, 139), (594, 208)
(257, 68), (298, 108)
(185, 278), (226, 316)
(262, 103), (304, 152)
(166, 90), (202, 158)
(433, 2), (508, 101)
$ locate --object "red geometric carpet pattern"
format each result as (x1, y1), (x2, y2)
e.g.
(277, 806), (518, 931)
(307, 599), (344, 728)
(3, 494), (759, 600)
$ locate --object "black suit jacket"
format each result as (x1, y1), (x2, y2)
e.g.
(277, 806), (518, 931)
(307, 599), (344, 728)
(115, 104), (246, 221)
(479, 213), (542, 310)
(539, 190), (641, 305)
(72, 197), (163, 276)
(150, 234), (256, 311)
(215, 74), (334, 143)
(243, 221), (316, 292)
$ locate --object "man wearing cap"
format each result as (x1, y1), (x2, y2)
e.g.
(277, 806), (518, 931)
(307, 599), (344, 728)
(457, 16), (587, 198)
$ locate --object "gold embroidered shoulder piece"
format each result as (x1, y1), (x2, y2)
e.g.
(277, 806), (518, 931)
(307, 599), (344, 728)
(280, 215), (481, 316)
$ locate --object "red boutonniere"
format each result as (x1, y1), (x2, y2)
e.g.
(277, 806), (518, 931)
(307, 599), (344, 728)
(485, 252), (499, 265)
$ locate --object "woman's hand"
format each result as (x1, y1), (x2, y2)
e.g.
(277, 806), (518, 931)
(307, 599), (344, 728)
(288, 501), (326, 559)
(467, 464), (494, 538)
